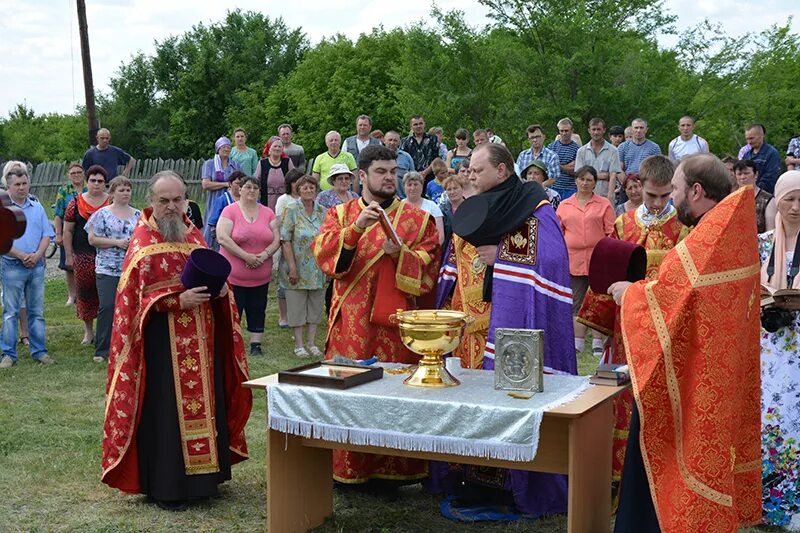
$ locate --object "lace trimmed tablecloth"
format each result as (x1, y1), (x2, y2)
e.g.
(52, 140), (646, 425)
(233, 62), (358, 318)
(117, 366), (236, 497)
(267, 366), (590, 462)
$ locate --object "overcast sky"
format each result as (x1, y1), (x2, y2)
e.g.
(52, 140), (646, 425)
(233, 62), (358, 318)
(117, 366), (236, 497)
(2, 0), (797, 118)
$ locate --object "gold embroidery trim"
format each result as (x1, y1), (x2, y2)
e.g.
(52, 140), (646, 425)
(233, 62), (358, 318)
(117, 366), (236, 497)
(733, 459), (761, 474)
(676, 242), (760, 288)
(498, 217), (537, 266)
(644, 281), (733, 507)
(168, 307), (219, 475)
(118, 242), (203, 289)
(619, 287), (666, 528)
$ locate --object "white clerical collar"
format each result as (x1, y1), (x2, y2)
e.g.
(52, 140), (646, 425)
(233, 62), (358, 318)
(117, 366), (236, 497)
(635, 202), (675, 227)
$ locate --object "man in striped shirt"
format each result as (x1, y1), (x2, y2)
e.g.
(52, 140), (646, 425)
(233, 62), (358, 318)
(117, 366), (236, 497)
(548, 118), (581, 199)
(618, 118), (662, 177)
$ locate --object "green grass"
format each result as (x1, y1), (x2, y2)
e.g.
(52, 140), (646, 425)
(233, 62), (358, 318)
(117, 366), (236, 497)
(0, 278), (769, 532)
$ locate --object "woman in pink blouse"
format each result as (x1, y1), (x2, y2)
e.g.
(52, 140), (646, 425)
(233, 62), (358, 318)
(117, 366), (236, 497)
(216, 176), (281, 356)
(556, 165), (615, 356)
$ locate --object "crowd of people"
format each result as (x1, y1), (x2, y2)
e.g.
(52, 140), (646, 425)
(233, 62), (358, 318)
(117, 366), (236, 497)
(2, 112), (800, 529)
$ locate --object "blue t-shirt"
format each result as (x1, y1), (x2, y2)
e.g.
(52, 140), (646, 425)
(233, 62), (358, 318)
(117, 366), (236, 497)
(425, 180), (445, 204)
(82, 145), (132, 180)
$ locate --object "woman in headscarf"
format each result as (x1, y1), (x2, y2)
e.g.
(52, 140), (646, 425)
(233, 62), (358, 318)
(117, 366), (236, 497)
(758, 170), (800, 529)
(201, 136), (241, 250)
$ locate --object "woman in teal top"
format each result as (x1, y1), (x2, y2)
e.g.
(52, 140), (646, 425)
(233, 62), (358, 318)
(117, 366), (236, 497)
(280, 175), (327, 359)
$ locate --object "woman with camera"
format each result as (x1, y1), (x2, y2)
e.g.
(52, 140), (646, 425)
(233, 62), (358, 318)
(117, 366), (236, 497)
(758, 170), (800, 528)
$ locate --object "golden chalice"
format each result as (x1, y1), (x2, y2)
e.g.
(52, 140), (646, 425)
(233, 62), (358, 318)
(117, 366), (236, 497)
(390, 309), (471, 387)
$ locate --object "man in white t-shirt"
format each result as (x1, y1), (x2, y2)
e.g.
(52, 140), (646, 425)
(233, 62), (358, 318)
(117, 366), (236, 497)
(668, 116), (709, 161)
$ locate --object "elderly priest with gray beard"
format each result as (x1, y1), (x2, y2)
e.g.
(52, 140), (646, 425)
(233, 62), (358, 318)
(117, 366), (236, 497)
(101, 171), (252, 511)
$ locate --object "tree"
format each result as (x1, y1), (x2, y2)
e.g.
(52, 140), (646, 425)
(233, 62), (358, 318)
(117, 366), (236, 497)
(101, 9), (307, 159)
(0, 104), (86, 163)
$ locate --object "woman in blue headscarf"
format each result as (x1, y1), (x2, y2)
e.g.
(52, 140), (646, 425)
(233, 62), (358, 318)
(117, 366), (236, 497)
(202, 136), (241, 250)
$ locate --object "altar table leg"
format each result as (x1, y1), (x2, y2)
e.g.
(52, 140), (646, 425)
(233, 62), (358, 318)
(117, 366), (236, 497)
(567, 401), (614, 533)
(267, 429), (333, 533)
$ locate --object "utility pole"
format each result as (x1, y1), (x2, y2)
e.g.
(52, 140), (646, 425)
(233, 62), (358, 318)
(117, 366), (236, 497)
(76, 0), (99, 147)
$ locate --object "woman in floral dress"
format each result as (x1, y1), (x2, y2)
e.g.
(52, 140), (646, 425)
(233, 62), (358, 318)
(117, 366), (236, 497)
(85, 176), (140, 362)
(758, 170), (800, 529)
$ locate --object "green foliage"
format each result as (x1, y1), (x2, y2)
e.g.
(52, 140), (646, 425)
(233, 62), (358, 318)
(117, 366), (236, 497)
(250, 29), (411, 156)
(0, 104), (86, 163)
(97, 9), (307, 159)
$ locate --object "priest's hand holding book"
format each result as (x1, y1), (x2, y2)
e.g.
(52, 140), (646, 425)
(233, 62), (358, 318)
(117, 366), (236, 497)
(354, 201), (382, 230)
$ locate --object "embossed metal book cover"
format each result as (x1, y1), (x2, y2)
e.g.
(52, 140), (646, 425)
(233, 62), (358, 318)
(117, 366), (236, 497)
(494, 328), (544, 392)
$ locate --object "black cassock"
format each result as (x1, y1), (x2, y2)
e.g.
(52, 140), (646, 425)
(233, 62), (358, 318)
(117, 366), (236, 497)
(136, 311), (232, 503)
(614, 405), (661, 533)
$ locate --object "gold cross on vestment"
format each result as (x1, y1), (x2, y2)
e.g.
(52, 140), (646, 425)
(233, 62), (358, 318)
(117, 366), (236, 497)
(186, 399), (202, 415)
(177, 313), (192, 327)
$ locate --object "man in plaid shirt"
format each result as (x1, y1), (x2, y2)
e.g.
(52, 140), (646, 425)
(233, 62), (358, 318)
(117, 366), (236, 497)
(516, 124), (560, 185)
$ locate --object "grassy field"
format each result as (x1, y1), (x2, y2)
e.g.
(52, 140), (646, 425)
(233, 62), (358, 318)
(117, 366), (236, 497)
(0, 277), (770, 532)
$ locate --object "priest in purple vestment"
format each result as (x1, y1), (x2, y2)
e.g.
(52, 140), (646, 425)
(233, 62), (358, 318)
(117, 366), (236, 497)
(429, 143), (576, 518)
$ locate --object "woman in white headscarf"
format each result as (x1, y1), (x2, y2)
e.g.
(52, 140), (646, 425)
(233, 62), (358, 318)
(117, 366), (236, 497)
(758, 170), (800, 529)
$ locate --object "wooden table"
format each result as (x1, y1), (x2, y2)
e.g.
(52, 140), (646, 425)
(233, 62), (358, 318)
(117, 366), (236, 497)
(244, 374), (627, 533)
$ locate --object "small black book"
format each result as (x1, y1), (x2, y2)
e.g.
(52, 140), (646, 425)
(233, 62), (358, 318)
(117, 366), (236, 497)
(595, 363), (630, 380)
(590, 374), (631, 386)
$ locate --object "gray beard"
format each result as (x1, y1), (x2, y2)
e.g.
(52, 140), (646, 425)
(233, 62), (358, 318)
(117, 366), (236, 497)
(156, 215), (186, 242)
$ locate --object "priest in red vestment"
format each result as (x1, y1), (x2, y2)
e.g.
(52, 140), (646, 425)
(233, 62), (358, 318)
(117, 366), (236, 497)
(578, 155), (689, 496)
(312, 144), (440, 485)
(609, 154), (761, 532)
(101, 171), (251, 510)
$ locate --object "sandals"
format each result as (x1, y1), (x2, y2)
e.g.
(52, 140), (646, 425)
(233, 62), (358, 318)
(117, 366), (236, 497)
(18, 336), (29, 346)
(307, 346), (324, 358)
(293, 346), (310, 358)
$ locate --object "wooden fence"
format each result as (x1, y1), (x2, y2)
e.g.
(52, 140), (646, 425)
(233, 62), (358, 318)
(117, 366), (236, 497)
(30, 159), (206, 206)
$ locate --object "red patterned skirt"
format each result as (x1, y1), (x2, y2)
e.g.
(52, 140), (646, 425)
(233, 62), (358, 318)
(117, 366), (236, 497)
(74, 253), (99, 320)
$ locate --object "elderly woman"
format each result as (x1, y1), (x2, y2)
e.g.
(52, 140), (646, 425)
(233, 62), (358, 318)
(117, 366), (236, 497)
(440, 175), (465, 253)
(281, 175), (327, 358)
(64, 165), (110, 345)
(85, 176), (140, 363)
(736, 159), (776, 233)
(216, 176), (281, 356)
(520, 159), (561, 210)
(201, 136), (241, 250)
(758, 170), (800, 528)
(556, 165), (615, 354)
(275, 169), (305, 328)
(54, 163), (86, 305)
(254, 136), (294, 212)
(402, 171), (445, 245)
(317, 163), (358, 209)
